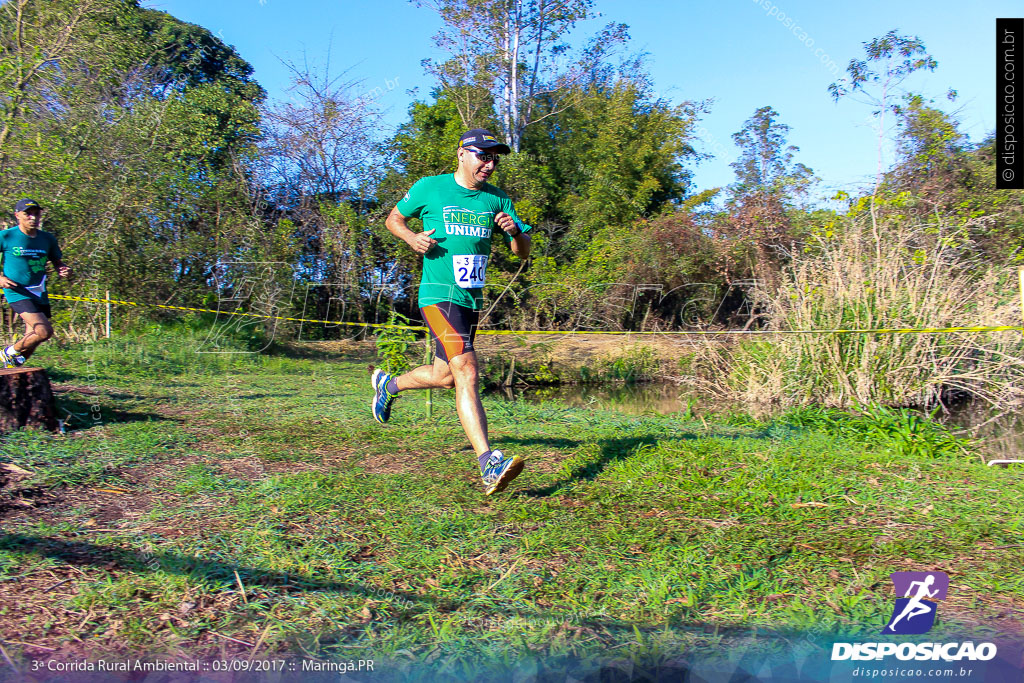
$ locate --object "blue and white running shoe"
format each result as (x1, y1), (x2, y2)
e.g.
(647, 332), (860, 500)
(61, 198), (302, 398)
(371, 368), (398, 424)
(481, 450), (524, 496)
(0, 346), (22, 368)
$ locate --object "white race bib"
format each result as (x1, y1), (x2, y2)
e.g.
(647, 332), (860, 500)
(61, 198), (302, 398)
(453, 255), (488, 289)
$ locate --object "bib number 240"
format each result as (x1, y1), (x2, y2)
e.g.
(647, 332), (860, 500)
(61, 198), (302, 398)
(454, 255), (488, 289)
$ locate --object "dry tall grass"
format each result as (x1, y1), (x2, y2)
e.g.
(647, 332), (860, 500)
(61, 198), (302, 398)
(694, 218), (1024, 409)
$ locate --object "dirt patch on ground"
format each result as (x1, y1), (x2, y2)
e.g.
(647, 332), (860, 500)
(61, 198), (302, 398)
(512, 451), (568, 475)
(350, 452), (418, 475)
(0, 563), (118, 651)
(0, 464), (50, 517)
(0, 456), (206, 529)
(50, 383), (101, 396)
(0, 555), (271, 663)
(207, 445), (417, 479)
(0, 448), (414, 535)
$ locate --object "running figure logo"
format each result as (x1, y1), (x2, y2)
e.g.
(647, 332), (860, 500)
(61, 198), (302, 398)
(883, 571), (949, 635)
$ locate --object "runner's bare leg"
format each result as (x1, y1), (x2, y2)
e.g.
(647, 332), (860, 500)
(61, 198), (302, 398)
(396, 357), (455, 390)
(13, 312), (53, 359)
(448, 351), (489, 456)
(391, 353), (491, 456)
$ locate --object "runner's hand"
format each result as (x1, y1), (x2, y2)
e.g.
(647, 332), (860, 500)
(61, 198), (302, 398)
(495, 212), (519, 236)
(408, 228), (437, 255)
(0, 276), (17, 288)
(58, 265), (72, 277)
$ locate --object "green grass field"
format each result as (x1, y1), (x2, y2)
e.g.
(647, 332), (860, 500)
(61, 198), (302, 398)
(0, 327), (1021, 679)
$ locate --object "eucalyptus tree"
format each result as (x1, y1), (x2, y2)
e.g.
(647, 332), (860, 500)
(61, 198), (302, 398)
(417, 0), (628, 152)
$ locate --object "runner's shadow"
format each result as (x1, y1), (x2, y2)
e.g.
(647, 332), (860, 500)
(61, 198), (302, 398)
(512, 434), (663, 497)
(508, 429), (771, 498)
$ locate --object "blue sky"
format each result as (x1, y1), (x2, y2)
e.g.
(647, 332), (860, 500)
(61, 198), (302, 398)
(148, 0), (1015, 200)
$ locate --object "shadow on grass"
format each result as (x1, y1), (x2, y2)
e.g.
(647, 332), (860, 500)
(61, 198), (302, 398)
(495, 436), (583, 450)
(5, 531), (1009, 681)
(54, 396), (173, 432)
(504, 429), (773, 498)
(511, 435), (663, 498)
(0, 531), (714, 637)
(0, 536), (889, 682)
(42, 368), (77, 383)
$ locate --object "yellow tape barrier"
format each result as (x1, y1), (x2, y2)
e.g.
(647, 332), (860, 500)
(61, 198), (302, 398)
(1020, 266), (1024, 328)
(47, 293), (1024, 337)
(48, 294), (428, 331)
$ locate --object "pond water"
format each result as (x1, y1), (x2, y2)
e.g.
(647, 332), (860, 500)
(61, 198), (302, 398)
(487, 382), (1024, 461)
(944, 402), (1024, 463)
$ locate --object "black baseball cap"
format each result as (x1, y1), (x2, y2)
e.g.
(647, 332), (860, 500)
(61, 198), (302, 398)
(14, 198), (41, 213)
(458, 129), (511, 155)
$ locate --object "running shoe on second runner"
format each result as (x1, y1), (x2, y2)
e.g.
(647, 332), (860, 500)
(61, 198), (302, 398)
(0, 346), (21, 368)
(3, 345), (25, 367)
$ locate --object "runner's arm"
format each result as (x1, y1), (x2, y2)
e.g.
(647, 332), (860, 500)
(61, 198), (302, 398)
(509, 228), (531, 258)
(494, 211), (531, 259)
(49, 238), (71, 276)
(509, 228), (532, 258)
(0, 247), (14, 288)
(386, 207), (437, 255)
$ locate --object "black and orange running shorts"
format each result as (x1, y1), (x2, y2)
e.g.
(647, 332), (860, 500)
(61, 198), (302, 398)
(420, 301), (479, 362)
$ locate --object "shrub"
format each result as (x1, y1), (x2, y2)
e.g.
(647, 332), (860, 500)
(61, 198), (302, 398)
(695, 217), (1024, 409)
(374, 311), (419, 374)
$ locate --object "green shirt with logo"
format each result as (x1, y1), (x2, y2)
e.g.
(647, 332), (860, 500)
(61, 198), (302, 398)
(0, 226), (62, 304)
(396, 174), (531, 310)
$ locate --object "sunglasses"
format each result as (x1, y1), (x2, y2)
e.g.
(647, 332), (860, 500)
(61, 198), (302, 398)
(465, 147), (502, 164)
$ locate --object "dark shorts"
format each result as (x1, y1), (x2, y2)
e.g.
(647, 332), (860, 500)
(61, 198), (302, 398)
(421, 301), (479, 362)
(8, 298), (51, 318)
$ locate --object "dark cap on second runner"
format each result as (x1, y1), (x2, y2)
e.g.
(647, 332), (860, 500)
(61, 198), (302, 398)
(458, 129), (511, 155)
(13, 198), (41, 213)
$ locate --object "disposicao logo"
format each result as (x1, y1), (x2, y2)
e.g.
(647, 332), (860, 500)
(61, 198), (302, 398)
(831, 571), (998, 662)
(884, 570), (948, 635)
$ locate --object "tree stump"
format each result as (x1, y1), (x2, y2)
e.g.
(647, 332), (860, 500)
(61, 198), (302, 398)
(0, 367), (58, 433)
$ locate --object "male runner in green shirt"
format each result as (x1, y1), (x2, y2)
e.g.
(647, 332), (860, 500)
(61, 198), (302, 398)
(372, 129), (532, 495)
(0, 198), (73, 367)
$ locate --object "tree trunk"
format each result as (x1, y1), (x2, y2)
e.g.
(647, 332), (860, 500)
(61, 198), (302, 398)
(0, 367), (59, 433)
(509, 1), (521, 152)
(501, 10), (512, 141)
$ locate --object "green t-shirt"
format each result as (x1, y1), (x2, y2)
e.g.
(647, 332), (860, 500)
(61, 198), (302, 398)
(0, 226), (62, 304)
(396, 174), (531, 310)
